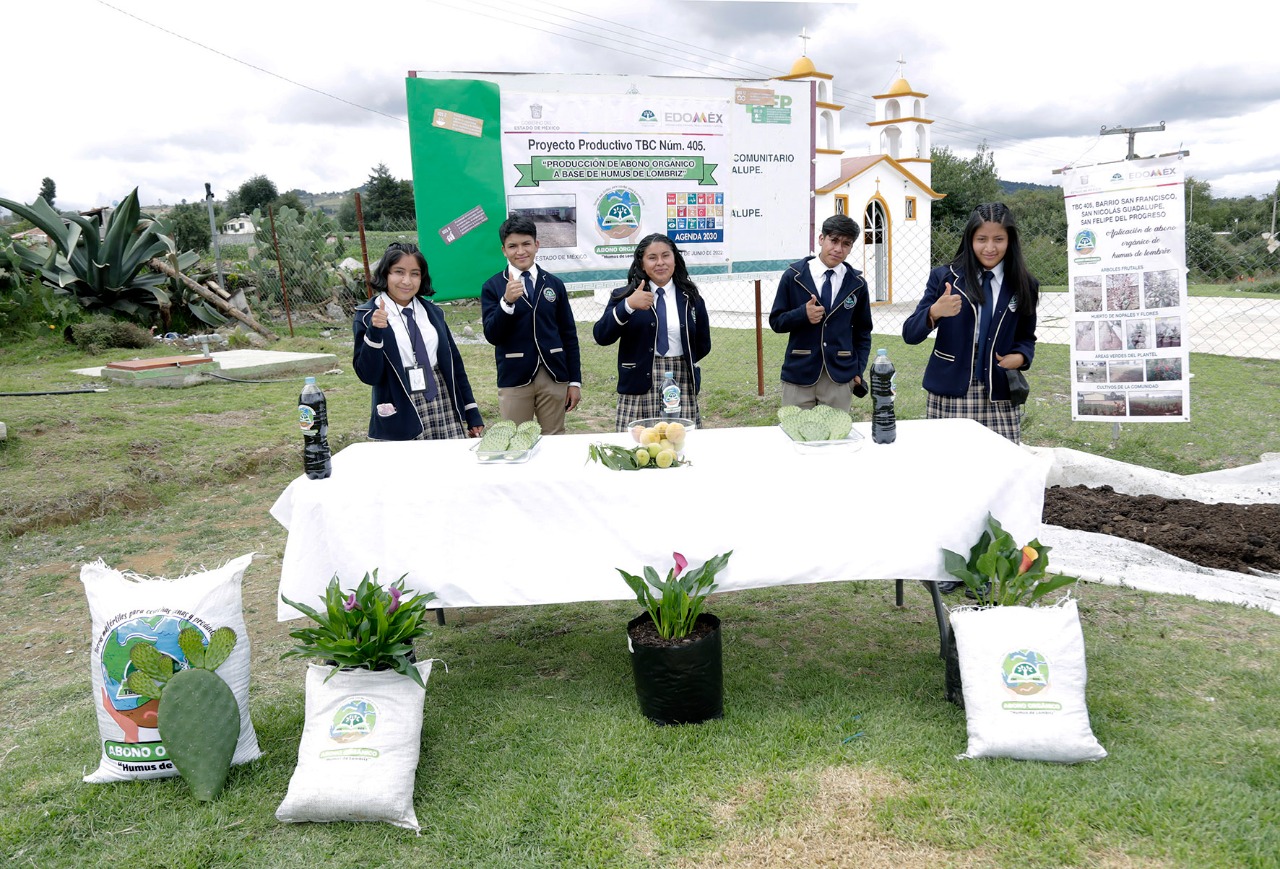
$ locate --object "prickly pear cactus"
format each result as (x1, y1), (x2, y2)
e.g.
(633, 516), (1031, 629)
(127, 625), (241, 801)
(158, 668), (241, 801)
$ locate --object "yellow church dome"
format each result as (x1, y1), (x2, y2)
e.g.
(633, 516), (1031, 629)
(888, 77), (913, 95)
(788, 55), (817, 77)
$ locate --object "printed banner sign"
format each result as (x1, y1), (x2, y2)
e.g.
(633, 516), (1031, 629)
(407, 74), (811, 299)
(1061, 154), (1191, 422)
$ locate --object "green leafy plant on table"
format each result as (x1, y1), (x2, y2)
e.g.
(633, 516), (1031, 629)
(281, 570), (437, 687)
(587, 441), (688, 470)
(125, 626), (241, 801)
(942, 512), (1078, 606)
(616, 551), (733, 639)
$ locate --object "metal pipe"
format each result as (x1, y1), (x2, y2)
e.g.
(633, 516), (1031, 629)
(204, 182), (226, 298)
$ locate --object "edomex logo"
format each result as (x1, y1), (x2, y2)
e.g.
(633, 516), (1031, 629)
(1001, 649), (1050, 696)
(595, 188), (643, 241)
(1074, 230), (1096, 255)
(330, 698), (378, 743)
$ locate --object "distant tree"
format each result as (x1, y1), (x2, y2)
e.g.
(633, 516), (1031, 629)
(39, 177), (56, 208)
(1004, 187), (1067, 238)
(336, 195), (358, 232)
(164, 202), (212, 252)
(930, 143), (1001, 228)
(271, 190), (306, 214)
(236, 175), (279, 215)
(361, 164), (415, 229)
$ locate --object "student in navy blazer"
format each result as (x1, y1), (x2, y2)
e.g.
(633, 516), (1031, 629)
(352, 243), (484, 441)
(593, 233), (711, 430)
(902, 202), (1039, 443)
(769, 213), (873, 412)
(480, 215), (582, 434)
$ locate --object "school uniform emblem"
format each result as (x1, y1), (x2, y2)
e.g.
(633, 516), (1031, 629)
(543, 287), (556, 302)
(843, 294), (856, 309)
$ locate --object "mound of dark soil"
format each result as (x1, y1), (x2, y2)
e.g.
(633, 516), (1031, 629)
(1043, 485), (1280, 574)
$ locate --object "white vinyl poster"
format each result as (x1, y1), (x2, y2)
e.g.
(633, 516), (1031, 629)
(502, 94), (731, 271)
(1061, 154), (1190, 422)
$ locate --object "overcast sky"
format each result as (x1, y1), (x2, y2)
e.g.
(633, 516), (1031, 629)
(4, 0), (1277, 213)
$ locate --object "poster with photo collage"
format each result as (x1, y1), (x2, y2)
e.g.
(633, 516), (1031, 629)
(1061, 154), (1191, 422)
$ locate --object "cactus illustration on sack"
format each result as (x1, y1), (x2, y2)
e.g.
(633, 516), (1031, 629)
(125, 626), (242, 801)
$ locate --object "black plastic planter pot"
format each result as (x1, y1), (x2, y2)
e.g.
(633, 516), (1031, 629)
(627, 612), (723, 725)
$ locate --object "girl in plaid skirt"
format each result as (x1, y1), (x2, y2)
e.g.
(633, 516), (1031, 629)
(353, 243), (485, 441)
(593, 234), (712, 432)
(902, 203), (1039, 443)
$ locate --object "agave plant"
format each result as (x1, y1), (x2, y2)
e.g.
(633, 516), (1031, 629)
(0, 188), (198, 323)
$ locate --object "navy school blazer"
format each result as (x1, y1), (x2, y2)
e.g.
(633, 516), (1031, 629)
(479, 267), (582, 388)
(592, 283), (711, 395)
(768, 257), (873, 386)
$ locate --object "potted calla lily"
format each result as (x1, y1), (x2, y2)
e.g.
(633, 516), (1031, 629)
(281, 570), (436, 687)
(939, 514), (1078, 706)
(276, 570), (440, 830)
(616, 550), (732, 725)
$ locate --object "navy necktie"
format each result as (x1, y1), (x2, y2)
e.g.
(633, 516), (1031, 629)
(975, 270), (994, 383)
(655, 286), (670, 356)
(400, 305), (439, 401)
(821, 269), (834, 310)
(521, 270), (533, 301)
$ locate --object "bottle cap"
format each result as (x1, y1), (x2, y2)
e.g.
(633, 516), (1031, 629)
(665, 372), (673, 378)
(876, 349), (887, 356)
(305, 376), (316, 384)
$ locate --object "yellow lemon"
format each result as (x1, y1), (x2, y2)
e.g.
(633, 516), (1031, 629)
(665, 422), (686, 444)
(647, 442), (663, 459)
(655, 449), (676, 468)
(659, 439), (674, 452)
(634, 448), (650, 466)
(654, 421), (669, 437)
(630, 424), (646, 443)
(640, 429), (659, 445)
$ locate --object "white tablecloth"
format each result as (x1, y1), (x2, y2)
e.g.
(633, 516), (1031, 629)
(271, 419), (1048, 620)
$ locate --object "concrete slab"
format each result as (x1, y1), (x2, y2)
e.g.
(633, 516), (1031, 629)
(73, 349), (338, 381)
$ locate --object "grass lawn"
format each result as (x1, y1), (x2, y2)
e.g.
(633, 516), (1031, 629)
(1, 324), (1278, 867)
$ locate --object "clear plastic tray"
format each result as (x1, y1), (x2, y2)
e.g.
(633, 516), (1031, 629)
(472, 435), (541, 464)
(779, 424), (864, 454)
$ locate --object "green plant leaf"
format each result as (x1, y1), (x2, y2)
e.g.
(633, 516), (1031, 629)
(178, 628), (206, 670)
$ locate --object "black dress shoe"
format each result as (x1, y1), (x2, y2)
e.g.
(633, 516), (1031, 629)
(936, 581), (965, 595)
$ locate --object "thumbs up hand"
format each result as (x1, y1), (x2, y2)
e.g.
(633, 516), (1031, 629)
(371, 295), (389, 329)
(805, 293), (825, 324)
(930, 282), (962, 320)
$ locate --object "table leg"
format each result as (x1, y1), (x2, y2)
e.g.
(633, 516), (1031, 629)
(434, 607), (445, 626)
(894, 578), (904, 607)
(921, 581), (949, 659)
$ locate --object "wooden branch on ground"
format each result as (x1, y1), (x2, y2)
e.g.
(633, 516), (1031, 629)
(148, 258), (278, 340)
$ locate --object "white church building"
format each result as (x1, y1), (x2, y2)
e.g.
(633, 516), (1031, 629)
(778, 54), (942, 306)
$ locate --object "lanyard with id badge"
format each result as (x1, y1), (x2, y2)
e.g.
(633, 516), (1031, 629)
(397, 301), (438, 399)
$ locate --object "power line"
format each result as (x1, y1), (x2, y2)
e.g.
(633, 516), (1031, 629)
(93, 0), (405, 124)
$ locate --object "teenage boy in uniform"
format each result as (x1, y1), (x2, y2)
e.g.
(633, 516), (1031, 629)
(480, 215), (582, 433)
(769, 213), (873, 412)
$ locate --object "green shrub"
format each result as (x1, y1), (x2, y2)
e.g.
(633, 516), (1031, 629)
(70, 315), (155, 354)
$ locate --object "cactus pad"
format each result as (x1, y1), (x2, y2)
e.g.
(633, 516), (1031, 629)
(129, 641), (177, 683)
(203, 626), (236, 671)
(178, 628), (206, 669)
(158, 669), (242, 801)
(516, 420), (542, 438)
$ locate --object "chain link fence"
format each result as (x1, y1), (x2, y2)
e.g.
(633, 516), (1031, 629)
(236, 210), (1280, 379)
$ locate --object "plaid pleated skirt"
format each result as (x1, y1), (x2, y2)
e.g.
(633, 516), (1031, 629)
(926, 380), (1022, 443)
(614, 355), (701, 432)
(407, 365), (467, 440)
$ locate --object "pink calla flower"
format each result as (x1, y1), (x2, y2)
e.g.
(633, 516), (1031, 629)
(343, 593), (358, 612)
(673, 552), (688, 578)
(388, 586), (403, 615)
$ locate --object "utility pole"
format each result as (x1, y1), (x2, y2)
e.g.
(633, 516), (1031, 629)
(204, 183), (226, 297)
(1099, 122), (1166, 160)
